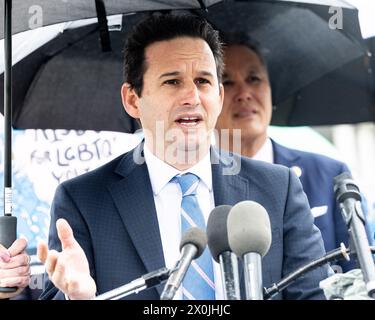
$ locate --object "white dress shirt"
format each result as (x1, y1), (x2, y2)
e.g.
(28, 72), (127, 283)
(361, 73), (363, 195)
(144, 144), (224, 300)
(251, 137), (274, 164)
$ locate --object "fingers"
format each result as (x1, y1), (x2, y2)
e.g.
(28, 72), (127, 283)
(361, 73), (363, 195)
(43, 249), (69, 292)
(44, 250), (59, 279)
(0, 265), (30, 280)
(7, 238), (27, 257)
(0, 248), (30, 289)
(37, 242), (48, 264)
(0, 275), (30, 288)
(43, 249), (68, 292)
(0, 239), (27, 265)
(56, 219), (77, 250)
(0, 240), (30, 294)
(43, 251), (69, 293)
(51, 255), (69, 293)
(37, 239), (73, 294)
(0, 252), (30, 269)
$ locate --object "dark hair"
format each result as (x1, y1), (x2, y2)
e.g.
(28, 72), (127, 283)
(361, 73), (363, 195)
(123, 13), (224, 97)
(220, 32), (268, 74)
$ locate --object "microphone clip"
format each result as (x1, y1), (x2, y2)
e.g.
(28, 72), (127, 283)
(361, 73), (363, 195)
(142, 267), (173, 288)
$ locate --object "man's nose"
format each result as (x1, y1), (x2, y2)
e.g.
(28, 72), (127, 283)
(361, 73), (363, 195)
(180, 81), (201, 107)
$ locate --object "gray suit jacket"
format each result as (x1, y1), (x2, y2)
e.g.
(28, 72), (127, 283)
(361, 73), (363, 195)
(40, 143), (330, 300)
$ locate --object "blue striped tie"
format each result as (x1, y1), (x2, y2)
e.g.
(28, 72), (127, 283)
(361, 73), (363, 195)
(174, 173), (215, 300)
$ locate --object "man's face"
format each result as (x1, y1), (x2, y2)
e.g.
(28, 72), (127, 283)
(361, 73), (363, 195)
(216, 45), (272, 144)
(127, 37), (223, 159)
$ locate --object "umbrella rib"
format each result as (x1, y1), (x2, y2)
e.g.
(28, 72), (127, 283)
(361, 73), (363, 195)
(95, 0), (111, 52)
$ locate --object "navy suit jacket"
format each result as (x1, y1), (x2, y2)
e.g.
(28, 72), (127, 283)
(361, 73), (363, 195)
(40, 143), (330, 300)
(272, 140), (354, 272)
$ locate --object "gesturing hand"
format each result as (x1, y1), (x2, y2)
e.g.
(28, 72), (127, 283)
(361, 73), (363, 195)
(37, 218), (96, 300)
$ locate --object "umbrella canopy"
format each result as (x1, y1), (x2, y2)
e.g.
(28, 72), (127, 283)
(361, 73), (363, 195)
(0, 0), (352, 39)
(0, 20), (141, 133)
(0, 0), (369, 131)
(273, 37), (375, 125)
(203, 1), (368, 118)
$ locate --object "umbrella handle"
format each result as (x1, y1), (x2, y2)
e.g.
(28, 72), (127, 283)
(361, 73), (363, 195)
(0, 215), (18, 293)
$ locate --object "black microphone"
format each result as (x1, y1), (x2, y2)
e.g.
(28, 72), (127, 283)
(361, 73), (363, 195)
(207, 205), (241, 300)
(227, 201), (272, 300)
(160, 227), (207, 300)
(264, 244), (375, 299)
(94, 267), (171, 300)
(334, 172), (375, 298)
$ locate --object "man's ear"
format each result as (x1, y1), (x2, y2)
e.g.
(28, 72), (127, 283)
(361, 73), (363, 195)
(121, 83), (141, 119)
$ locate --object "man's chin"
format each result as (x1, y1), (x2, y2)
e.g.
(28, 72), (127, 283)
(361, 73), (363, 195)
(177, 139), (201, 152)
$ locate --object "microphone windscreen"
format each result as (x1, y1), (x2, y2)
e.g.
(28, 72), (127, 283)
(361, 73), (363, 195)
(334, 171), (360, 197)
(180, 227), (207, 259)
(334, 172), (353, 186)
(227, 200), (272, 257)
(207, 205), (232, 262)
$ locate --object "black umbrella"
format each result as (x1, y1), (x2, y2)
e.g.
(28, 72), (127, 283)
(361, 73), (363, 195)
(0, 0), (356, 38)
(0, 0), (369, 131)
(205, 1), (364, 102)
(273, 37), (375, 125)
(0, 21), (142, 133)
(0, 0), (223, 38)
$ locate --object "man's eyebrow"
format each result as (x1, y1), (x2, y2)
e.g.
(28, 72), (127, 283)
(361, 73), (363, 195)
(159, 71), (180, 79)
(159, 71), (215, 79)
(197, 71), (215, 78)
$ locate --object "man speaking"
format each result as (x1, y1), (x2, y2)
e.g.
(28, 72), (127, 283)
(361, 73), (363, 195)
(0, 13), (331, 300)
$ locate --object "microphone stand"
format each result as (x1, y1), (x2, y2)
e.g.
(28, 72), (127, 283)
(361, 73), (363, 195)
(334, 173), (375, 297)
(94, 267), (172, 300)
(264, 244), (375, 300)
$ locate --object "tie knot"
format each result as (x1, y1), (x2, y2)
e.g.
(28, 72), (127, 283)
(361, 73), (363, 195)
(174, 173), (200, 196)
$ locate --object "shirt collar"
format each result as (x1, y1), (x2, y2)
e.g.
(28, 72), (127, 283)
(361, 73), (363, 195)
(251, 137), (274, 164)
(144, 144), (213, 195)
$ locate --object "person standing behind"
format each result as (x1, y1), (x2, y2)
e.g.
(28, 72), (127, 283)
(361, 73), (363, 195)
(215, 33), (365, 273)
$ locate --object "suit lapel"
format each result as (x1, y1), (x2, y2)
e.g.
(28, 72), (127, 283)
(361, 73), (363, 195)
(211, 148), (250, 206)
(108, 143), (165, 296)
(272, 139), (300, 166)
(210, 148), (250, 298)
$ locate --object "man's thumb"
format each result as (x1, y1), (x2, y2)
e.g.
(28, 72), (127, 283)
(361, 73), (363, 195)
(56, 218), (77, 250)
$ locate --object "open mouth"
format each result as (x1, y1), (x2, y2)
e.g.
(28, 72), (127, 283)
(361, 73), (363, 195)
(175, 115), (203, 126)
